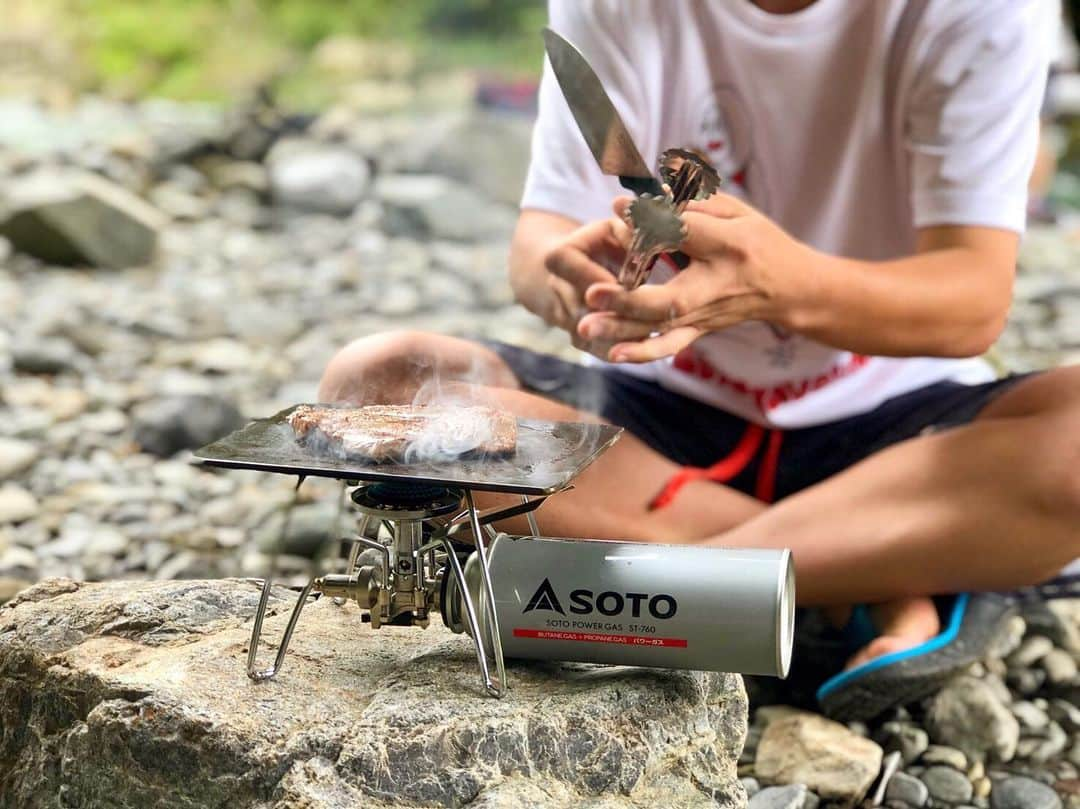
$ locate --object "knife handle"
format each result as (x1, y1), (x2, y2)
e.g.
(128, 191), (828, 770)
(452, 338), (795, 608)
(618, 175), (665, 197)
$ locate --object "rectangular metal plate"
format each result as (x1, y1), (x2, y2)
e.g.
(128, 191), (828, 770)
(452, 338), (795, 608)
(191, 405), (623, 496)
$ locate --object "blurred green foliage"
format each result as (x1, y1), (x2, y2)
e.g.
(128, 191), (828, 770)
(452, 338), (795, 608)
(67, 0), (545, 102)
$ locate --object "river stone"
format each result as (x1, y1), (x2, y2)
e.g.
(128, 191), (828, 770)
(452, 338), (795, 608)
(0, 578), (747, 809)
(1009, 636), (1054, 667)
(885, 771), (929, 807)
(921, 744), (968, 770)
(376, 174), (517, 243)
(926, 675), (1020, 762)
(0, 486), (39, 525)
(254, 501), (342, 558)
(748, 784), (811, 809)
(1042, 648), (1079, 685)
(754, 714), (883, 803)
(879, 721), (930, 764)
(1022, 601), (1080, 657)
(0, 169), (163, 268)
(921, 765), (974, 804)
(132, 394), (245, 457)
(0, 439), (38, 480)
(990, 776), (1063, 809)
(412, 110), (533, 206)
(267, 138), (370, 216)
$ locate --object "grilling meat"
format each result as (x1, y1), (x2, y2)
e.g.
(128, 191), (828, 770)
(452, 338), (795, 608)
(288, 404), (518, 462)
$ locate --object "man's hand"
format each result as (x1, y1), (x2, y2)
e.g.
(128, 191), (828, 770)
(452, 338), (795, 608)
(576, 194), (817, 363)
(543, 218), (629, 358)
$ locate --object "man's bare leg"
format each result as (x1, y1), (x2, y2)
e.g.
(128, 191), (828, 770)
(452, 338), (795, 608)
(711, 367), (1080, 606)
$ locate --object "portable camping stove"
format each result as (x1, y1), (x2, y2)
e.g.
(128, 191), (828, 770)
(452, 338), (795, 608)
(193, 405), (622, 697)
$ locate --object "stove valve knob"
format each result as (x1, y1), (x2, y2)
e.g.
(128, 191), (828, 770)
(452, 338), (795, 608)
(313, 568), (381, 609)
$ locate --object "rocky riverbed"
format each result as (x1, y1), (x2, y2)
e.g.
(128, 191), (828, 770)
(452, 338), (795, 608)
(1, 95), (1079, 807)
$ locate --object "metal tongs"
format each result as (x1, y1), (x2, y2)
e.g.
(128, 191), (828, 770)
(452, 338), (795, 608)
(617, 149), (722, 290)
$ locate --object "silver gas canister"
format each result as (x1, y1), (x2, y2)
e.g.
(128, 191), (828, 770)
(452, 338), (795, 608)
(443, 534), (794, 677)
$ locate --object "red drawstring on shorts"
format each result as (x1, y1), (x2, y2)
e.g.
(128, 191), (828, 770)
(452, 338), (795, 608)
(648, 424), (784, 510)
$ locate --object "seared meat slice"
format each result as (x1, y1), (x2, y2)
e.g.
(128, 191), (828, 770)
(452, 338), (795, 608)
(287, 404), (517, 462)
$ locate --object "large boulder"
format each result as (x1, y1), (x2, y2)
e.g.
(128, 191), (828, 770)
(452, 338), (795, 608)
(0, 170), (164, 269)
(0, 578), (748, 809)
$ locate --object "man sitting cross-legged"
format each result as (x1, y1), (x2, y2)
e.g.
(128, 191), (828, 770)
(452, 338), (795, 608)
(319, 0), (1080, 715)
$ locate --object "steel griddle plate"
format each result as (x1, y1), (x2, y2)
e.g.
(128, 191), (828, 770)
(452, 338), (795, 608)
(192, 405), (622, 495)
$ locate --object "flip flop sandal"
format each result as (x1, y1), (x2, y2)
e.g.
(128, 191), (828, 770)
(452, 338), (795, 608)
(816, 593), (1016, 722)
(816, 573), (1080, 723)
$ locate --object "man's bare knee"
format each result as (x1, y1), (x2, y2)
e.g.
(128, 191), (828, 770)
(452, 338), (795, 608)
(1022, 405), (1080, 580)
(318, 330), (517, 404)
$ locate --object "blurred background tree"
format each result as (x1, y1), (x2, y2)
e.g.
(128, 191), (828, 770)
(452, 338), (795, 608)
(5, 0), (545, 105)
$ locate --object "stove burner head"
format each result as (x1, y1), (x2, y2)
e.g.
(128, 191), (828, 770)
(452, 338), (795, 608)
(351, 481), (463, 521)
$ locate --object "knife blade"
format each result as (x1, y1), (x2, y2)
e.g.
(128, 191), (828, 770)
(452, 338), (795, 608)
(542, 27), (689, 272)
(542, 27), (665, 197)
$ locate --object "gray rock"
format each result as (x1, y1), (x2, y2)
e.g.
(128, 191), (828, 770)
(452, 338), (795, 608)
(268, 138), (369, 216)
(148, 182), (210, 220)
(0, 438), (39, 480)
(1009, 666), (1048, 697)
(132, 394), (245, 457)
(1044, 601), (1080, 657)
(748, 784), (810, 809)
(255, 501), (340, 558)
(0, 546), (39, 579)
(1012, 700), (1051, 731)
(374, 281), (422, 316)
(1009, 635), (1054, 667)
(0, 578), (747, 809)
(921, 765), (974, 804)
(741, 776), (761, 798)
(754, 714), (883, 803)
(1050, 698), (1080, 732)
(922, 744), (968, 770)
(201, 158), (268, 194)
(0, 486), (39, 524)
(376, 174), (517, 243)
(1041, 648), (1078, 684)
(880, 721), (930, 764)
(1020, 720), (1069, 763)
(12, 336), (81, 375)
(990, 776), (1063, 809)
(413, 110), (533, 206)
(885, 771), (930, 808)
(926, 676), (1020, 762)
(0, 170), (163, 268)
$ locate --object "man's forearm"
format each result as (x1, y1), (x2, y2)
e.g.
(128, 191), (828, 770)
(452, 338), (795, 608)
(779, 233), (1016, 358)
(509, 210), (580, 321)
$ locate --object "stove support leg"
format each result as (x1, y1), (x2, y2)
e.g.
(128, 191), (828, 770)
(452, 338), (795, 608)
(523, 495), (540, 538)
(466, 490), (508, 697)
(441, 537), (503, 697)
(246, 576), (314, 681)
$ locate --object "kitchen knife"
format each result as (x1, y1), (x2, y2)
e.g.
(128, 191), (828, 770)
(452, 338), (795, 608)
(542, 27), (689, 271)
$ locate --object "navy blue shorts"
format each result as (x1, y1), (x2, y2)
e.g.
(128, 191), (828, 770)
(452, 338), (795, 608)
(487, 342), (1029, 501)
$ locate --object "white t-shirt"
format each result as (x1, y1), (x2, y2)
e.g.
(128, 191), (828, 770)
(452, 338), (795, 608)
(522, 0), (1049, 428)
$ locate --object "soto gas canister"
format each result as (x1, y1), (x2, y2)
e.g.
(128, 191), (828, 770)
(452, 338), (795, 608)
(442, 535), (795, 678)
